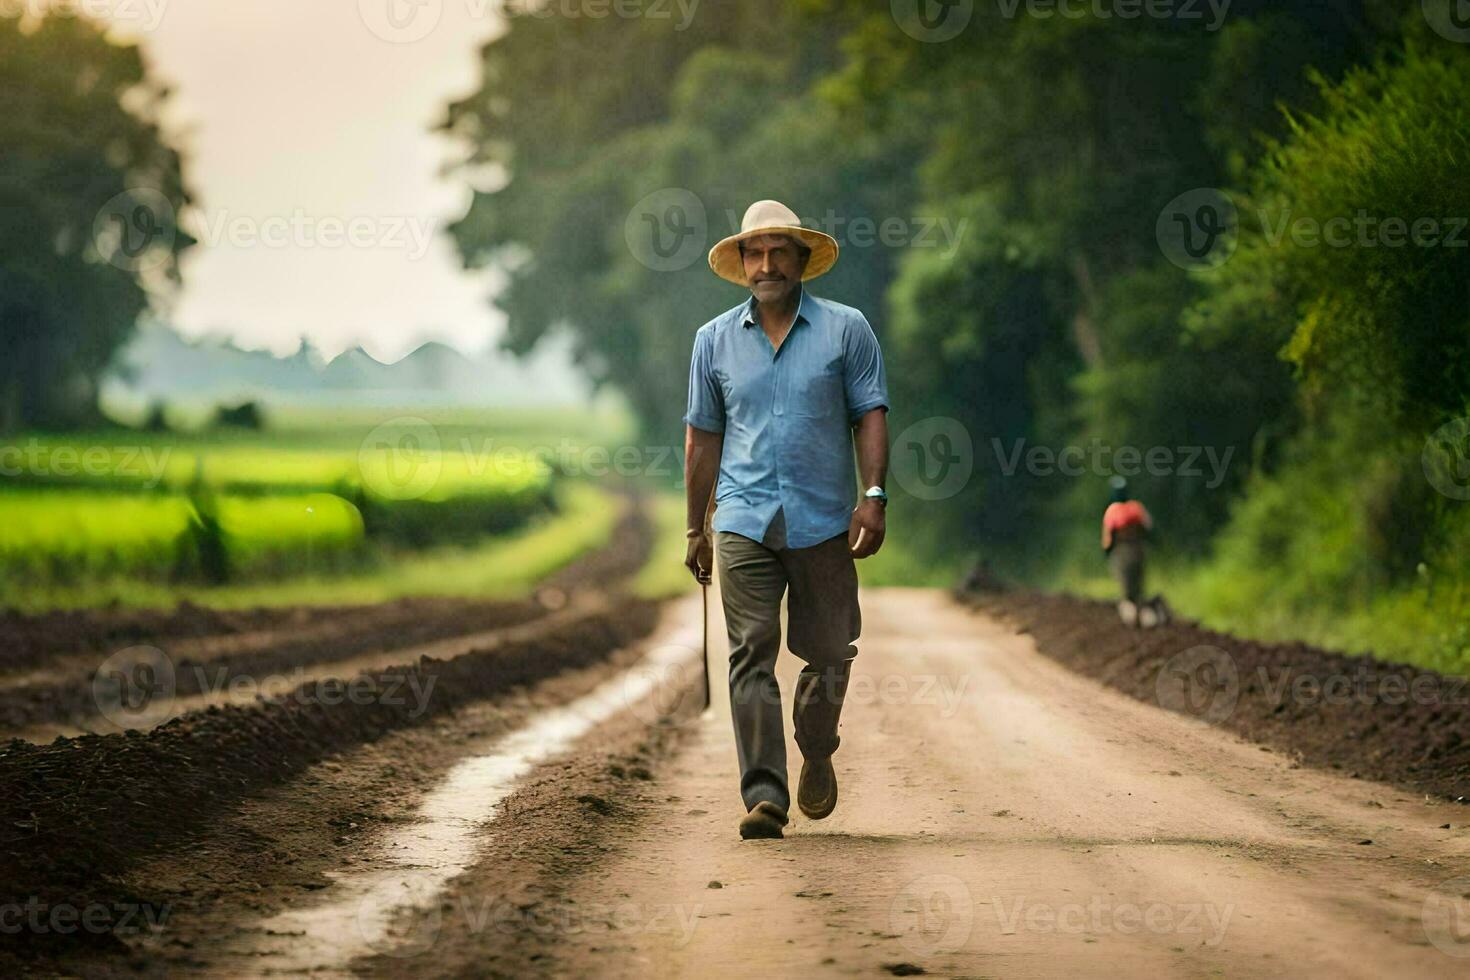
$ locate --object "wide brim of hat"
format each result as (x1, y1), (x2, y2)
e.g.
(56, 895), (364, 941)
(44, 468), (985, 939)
(707, 225), (839, 286)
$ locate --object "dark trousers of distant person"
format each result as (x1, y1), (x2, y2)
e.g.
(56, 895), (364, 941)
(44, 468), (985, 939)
(1110, 534), (1147, 604)
(714, 508), (861, 814)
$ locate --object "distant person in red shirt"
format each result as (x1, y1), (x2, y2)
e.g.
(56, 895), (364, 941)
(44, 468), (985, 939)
(1101, 476), (1155, 627)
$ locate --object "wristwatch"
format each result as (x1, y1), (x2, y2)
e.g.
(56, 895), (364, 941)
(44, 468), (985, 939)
(864, 485), (888, 507)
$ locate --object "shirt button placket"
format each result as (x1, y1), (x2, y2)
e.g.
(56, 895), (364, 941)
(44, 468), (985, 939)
(771, 351), (783, 416)
(772, 356), (785, 516)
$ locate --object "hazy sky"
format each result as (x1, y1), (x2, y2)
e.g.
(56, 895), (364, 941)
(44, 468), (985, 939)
(99, 0), (531, 364)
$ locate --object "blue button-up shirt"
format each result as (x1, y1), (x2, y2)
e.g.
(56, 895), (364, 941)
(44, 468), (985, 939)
(683, 288), (890, 549)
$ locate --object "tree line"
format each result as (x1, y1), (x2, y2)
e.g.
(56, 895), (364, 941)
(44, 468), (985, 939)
(442, 0), (1470, 633)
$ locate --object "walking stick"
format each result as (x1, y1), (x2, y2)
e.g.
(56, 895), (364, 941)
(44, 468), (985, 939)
(700, 581), (712, 712)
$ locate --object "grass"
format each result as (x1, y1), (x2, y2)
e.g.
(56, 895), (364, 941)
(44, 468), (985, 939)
(857, 517), (970, 588)
(0, 417), (581, 590)
(5, 432), (553, 499)
(0, 488), (366, 582)
(1047, 544), (1470, 676)
(0, 481), (623, 612)
(1163, 557), (1470, 675)
(0, 407), (649, 611)
(0, 491), (193, 575)
(631, 492), (698, 599)
(0, 468), (552, 584)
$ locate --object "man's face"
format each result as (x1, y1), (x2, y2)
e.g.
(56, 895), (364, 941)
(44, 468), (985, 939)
(741, 234), (808, 305)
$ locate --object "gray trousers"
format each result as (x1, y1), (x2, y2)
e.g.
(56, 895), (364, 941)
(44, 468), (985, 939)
(715, 513), (861, 813)
(1110, 535), (1147, 603)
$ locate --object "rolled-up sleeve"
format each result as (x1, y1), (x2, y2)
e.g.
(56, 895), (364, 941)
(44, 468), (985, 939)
(683, 325), (725, 433)
(843, 313), (889, 423)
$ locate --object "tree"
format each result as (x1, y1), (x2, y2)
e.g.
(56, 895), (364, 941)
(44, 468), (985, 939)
(819, 1), (1386, 565)
(0, 13), (193, 430)
(441, 0), (1429, 581)
(441, 2), (876, 441)
(1249, 46), (1470, 427)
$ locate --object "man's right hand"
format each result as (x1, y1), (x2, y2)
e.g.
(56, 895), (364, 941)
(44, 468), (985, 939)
(685, 530), (713, 585)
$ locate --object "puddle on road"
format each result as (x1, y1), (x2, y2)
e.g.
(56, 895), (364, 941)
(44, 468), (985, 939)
(226, 618), (703, 975)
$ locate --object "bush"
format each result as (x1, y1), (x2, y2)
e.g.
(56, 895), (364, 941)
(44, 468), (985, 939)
(213, 401), (265, 430)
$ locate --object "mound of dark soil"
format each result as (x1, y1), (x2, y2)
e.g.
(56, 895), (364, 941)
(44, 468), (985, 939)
(969, 589), (1470, 803)
(0, 598), (547, 732)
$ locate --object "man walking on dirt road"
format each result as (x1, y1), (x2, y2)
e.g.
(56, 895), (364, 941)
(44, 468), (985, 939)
(682, 200), (890, 841)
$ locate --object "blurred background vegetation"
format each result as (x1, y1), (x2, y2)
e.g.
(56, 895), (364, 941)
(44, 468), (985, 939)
(3, 2), (1469, 670)
(439, 0), (1470, 669)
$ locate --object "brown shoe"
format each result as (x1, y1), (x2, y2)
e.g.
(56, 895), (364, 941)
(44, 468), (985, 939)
(797, 756), (838, 819)
(738, 801), (788, 840)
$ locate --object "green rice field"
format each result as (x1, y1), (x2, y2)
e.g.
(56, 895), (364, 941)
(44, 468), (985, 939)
(0, 408), (642, 604)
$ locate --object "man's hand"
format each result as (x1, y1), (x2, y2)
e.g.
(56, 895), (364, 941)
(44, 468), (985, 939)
(685, 424), (722, 586)
(850, 408), (888, 559)
(848, 499), (885, 559)
(685, 530), (714, 584)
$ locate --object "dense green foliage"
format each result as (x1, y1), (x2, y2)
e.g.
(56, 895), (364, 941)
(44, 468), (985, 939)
(449, 2), (1470, 666)
(1165, 44), (1470, 665)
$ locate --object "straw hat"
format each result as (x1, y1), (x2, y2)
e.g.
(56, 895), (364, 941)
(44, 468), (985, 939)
(707, 200), (839, 286)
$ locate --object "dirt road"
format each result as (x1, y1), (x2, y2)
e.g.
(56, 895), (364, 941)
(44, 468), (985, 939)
(19, 584), (1470, 977)
(400, 586), (1470, 977)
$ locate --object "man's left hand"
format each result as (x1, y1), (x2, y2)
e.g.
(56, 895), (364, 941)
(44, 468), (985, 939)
(848, 499), (885, 559)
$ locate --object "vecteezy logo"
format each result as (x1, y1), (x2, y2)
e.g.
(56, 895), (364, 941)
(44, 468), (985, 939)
(891, 0), (974, 42)
(1423, 0), (1470, 43)
(92, 645), (177, 731)
(889, 874), (973, 955)
(621, 645), (705, 726)
(358, 0), (443, 43)
(891, 417), (974, 501)
(358, 416), (443, 501)
(1155, 645), (1239, 724)
(1423, 875), (1470, 957)
(1156, 188), (1239, 270)
(624, 188), (707, 272)
(1423, 417), (1470, 500)
(92, 188), (177, 273)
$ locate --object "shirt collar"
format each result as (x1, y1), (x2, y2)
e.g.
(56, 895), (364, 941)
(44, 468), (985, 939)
(741, 286), (811, 328)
